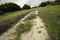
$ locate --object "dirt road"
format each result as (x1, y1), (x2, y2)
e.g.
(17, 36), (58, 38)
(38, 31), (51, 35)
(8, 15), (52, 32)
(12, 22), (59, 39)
(21, 10), (49, 40)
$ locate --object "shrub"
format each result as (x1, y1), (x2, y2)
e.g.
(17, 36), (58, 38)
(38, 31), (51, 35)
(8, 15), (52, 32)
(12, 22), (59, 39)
(0, 11), (4, 15)
(0, 2), (21, 15)
(22, 4), (31, 9)
(39, 1), (51, 7)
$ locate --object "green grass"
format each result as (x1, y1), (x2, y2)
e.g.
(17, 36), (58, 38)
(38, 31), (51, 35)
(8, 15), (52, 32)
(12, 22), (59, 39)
(38, 31), (41, 33)
(0, 9), (32, 23)
(38, 5), (60, 40)
(0, 9), (33, 35)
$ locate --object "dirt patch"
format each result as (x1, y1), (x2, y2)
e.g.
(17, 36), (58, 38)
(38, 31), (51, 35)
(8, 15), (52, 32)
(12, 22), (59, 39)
(20, 10), (49, 40)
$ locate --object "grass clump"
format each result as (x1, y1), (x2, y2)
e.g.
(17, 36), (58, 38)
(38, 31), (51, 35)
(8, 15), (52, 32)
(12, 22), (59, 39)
(38, 31), (41, 33)
(40, 26), (44, 28)
(15, 20), (32, 40)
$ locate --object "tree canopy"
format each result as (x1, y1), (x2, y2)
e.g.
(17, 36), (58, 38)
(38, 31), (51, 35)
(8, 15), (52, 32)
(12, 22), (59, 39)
(22, 4), (31, 9)
(38, 0), (60, 7)
(39, 1), (51, 7)
(0, 3), (21, 15)
(55, 0), (60, 2)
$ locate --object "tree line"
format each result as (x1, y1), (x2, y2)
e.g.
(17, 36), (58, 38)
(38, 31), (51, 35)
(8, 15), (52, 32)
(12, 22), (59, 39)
(0, 0), (60, 15)
(0, 3), (31, 15)
(38, 0), (60, 7)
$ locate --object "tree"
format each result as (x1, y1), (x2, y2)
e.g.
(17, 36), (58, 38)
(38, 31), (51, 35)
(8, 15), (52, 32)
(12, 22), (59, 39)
(39, 1), (51, 7)
(0, 3), (21, 12)
(50, 0), (60, 5)
(55, 0), (60, 2)
(22, 4), (31, 9)
(0, 2), (21, 15)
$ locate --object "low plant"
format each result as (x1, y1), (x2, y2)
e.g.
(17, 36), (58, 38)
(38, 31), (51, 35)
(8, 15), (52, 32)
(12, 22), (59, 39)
(15, 20), (32, 40)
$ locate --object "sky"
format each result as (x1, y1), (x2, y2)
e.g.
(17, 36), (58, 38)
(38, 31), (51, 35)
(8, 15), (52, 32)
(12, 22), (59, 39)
(0, 0), (55, 7)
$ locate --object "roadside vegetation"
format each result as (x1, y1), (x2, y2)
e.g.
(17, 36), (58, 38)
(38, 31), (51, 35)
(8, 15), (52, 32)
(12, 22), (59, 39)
(37, 0), (60, 40)
(0, 9), (32, 35)
(0, 3), (31, 15)
(38, 5), (60, 40)
(22, 4), (31, 10)
(0, 3), (21, 15)
(38, 0), (60, 7)
(0, 2), (32, 36)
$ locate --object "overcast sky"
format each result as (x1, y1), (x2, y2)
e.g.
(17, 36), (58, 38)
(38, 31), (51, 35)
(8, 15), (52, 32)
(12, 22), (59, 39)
(0, 0), (55, 7)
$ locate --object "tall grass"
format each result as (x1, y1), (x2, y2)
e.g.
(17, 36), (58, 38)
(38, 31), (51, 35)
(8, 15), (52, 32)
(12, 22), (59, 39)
(38, 5), (60, 40)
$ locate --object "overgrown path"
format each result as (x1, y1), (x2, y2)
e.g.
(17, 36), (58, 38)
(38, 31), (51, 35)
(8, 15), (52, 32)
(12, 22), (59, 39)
(0, 11), (33, 40)
(0, 10), (49, 40)
(21, 10), (49, 40)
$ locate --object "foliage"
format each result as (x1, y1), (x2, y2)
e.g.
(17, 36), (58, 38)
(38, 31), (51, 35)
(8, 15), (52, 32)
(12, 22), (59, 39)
(22, 4), (31, 9)
(15, 20), (32, 40)
(55, 0), (60, 2)
(51, 0), (60, 5)
(51, 2), (60, 5)
(0, 2), (21, 15)
(39, 0), (60, 7)
(39, 1), (51, 7)
(38, 31), (41, 33)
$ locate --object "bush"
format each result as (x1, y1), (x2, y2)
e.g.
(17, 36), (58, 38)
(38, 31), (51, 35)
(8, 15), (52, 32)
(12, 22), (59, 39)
(51, 2), (60, 5)
(55, 0), (60, 2)
(39, 1), (51, 7)
(51, 0), (60, 5)
(38, 0), (60, 7)
(22, 4), (31, 9)
(0, 2), (21, 15)
(0, 11), (4, 15)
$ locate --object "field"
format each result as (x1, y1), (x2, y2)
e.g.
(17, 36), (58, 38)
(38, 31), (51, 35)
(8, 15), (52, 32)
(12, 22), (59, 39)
(0, 9), (33, 35)
(0, 9), (33, 22)
(0, 5), (60, 40)
(38, 5), (60, 40)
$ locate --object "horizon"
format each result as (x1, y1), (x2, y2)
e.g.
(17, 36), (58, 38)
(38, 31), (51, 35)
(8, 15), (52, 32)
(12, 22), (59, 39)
(0, 0), (55, 7)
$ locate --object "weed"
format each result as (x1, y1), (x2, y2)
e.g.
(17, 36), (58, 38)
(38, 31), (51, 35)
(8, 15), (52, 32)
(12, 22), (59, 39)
(15, 20), (32, 40)
(38, 31), (41, 33)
